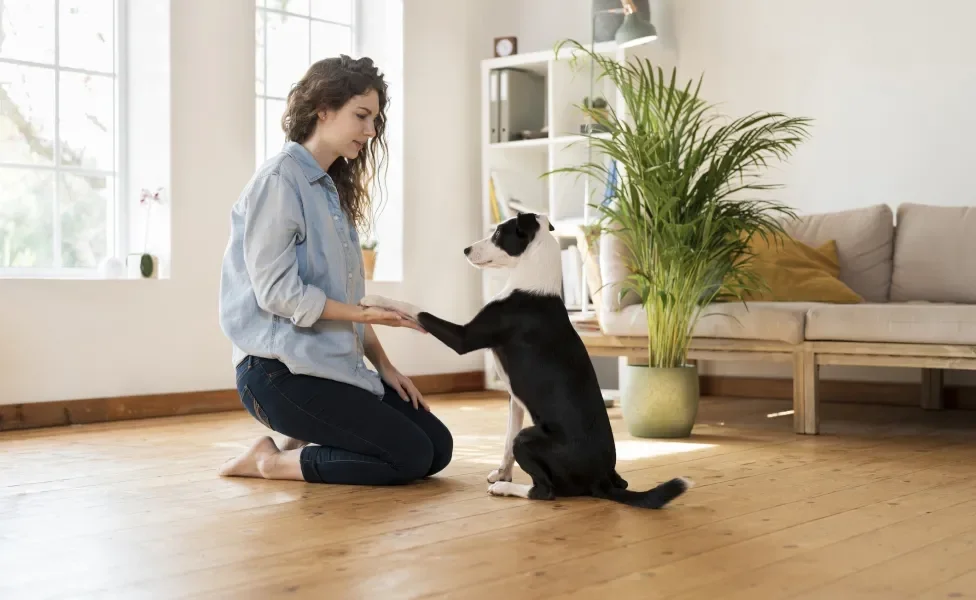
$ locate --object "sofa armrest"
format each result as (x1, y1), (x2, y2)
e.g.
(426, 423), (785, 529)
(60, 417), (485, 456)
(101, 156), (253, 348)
(598, 229), (641, 315)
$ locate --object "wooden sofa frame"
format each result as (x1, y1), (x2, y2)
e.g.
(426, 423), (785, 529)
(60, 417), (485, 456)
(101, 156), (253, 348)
(579, 333), (971, 434)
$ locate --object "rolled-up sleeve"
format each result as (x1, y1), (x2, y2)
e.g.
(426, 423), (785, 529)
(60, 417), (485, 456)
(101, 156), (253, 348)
(242, 172), (328, 328)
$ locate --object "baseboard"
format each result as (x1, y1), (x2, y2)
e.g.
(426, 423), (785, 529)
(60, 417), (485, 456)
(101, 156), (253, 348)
(700, 375), (976, 410)
(0, 370), (485, 432)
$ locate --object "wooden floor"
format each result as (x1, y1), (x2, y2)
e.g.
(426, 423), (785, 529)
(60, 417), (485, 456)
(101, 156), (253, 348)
(3, 394), (976, 600)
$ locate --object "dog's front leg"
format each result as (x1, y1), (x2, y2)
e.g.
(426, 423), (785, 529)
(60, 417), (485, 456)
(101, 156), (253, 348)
(488, 396), (525, 483)
(360, 295), (506, 354)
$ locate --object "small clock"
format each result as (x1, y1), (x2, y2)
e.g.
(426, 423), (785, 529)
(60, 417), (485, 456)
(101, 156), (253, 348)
(493, 36), (517, 58)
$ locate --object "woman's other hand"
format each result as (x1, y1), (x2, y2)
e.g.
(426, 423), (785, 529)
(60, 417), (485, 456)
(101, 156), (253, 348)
(377, 360), (429, 411)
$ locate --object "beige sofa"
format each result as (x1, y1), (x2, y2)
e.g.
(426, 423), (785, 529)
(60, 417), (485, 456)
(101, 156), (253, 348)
(580, 203), (976, 435)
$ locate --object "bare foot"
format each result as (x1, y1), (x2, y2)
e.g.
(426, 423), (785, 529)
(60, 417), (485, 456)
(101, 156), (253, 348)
(279, 436), (308, 451)
(219, 436), (279, 478)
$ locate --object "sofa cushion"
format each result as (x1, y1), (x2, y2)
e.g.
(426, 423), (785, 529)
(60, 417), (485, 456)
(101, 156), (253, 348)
(600, 302), (819, 344)
(890, 203), (976, 303)
(781, 204), (894, 302)
(805, 302), (976, 345)
(726, 234), (863, 303)
(598, 227), (640, 312)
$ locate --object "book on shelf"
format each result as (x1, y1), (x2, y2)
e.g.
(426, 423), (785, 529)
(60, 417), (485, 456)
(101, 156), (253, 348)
(488, 171), (543, 223)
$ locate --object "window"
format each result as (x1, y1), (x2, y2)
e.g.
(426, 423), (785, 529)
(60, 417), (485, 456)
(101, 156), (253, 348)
(255, 0), (355, 164)
(0, 0), (122, 277)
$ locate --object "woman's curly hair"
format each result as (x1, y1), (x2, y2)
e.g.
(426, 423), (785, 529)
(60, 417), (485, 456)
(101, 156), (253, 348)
(281, 55), (388, 236)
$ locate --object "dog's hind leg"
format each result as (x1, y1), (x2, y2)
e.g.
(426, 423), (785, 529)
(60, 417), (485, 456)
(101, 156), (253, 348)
(488, 395), (526, 483)
(486, 481), (533, 498)
(612, 470), (629, 489)
(494, 426), (556, 501)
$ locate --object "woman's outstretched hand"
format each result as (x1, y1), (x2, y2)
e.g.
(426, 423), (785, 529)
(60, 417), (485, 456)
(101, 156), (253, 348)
(360, 307), (426, 333)
(378, 360), (429, 411)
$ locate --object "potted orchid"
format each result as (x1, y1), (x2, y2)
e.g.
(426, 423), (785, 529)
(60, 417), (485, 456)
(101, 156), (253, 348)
(127, 187), (164, 278)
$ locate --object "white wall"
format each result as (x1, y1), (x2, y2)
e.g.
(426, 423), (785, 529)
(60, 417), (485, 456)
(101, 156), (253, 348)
(0, 0), (508, 405)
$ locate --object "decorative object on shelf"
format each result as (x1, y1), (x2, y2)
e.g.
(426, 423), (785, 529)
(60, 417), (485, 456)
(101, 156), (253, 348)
(361, 239), (378, 280)
(580, 96), (610, 133)
(552, 39), (812, 438)
(591, 0), (652, 45)
(129, 187), (165, 279)
(493, 36), (517, 57)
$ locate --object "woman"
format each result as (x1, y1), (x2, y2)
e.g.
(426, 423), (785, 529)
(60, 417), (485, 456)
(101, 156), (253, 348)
(217, 55), (453, 485)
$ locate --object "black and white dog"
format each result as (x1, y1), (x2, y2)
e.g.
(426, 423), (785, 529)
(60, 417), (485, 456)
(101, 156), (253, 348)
(361, 212), (691, 509)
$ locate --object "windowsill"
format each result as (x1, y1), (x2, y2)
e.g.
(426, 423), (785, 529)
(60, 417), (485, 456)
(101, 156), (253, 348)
(0, 273), (170, 281)
(0, 258), (171, 281)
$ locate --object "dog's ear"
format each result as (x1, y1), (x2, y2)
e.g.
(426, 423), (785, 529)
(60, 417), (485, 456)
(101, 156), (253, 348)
(514, 212), (538, 238)
(549, 221), (555, 232)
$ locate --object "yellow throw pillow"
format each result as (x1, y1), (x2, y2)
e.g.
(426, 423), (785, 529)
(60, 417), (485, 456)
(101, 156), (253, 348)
(726, 233), (863, 303)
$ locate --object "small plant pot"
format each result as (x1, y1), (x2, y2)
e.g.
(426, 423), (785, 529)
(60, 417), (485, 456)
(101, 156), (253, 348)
(620, 363), (700, 438)
(126, 253), (159, 279)
(362, 248), (376, 280)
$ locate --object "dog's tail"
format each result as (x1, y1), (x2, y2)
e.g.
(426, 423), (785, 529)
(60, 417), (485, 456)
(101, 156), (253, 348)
(595, 477), (693, 509)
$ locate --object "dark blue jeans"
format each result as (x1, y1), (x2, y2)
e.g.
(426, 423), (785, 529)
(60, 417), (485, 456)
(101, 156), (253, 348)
(235, 355), (453, 485)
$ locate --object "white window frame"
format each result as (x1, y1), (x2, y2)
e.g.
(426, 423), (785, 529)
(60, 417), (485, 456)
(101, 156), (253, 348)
(255, 1), (358, 165)
(0, 0), (127, 279)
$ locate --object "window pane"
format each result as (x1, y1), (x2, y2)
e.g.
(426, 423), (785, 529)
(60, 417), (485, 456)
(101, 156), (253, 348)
(266, 11), (310, 99)
(268, 0), (310, 16)
(0, 166), (55, 268)
(311, 0), (352, 25)
(0, 0), (56, 64)
(266, 98), (286, 157)
(59, 0), (114, 74)
(0, 63), (56, 165)
(59, 71), (114, 172)
(256, 97), (265, 164)
(255, 9), (265, 95)
(60, 172), (110, 268)
(311, 21), (351, 61)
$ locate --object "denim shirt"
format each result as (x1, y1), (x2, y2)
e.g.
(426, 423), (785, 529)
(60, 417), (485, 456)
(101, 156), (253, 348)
(218, 141), (384, 396)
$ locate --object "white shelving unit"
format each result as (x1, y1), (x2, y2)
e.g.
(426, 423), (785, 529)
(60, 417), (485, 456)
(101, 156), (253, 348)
(479, 37), (665, 391)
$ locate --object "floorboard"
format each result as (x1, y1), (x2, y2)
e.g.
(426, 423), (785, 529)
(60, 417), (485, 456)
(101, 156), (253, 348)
(2, 391), (976, 599)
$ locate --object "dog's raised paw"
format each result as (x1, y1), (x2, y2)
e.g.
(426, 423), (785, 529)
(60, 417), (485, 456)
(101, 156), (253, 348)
(359, 294), (390, 309)
(487, 468), (513, 483)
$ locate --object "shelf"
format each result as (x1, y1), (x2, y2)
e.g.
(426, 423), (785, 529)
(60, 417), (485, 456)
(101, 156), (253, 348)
(487, 137), (550, 150)
(481, 40), (618, 71)
(551, 217), (587, 237)
(486, 133), (611, 152)
(480, 35), (666, 394)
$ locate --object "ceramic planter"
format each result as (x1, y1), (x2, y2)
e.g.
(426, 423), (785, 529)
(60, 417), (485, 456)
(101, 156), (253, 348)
(620, 362), (699, 438)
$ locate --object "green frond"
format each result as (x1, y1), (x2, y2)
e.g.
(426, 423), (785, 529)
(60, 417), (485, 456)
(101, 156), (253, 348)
(545, 39), (812, 368)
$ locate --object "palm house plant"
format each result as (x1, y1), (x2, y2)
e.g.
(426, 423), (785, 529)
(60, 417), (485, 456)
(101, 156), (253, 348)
(552, 39), (812, 437)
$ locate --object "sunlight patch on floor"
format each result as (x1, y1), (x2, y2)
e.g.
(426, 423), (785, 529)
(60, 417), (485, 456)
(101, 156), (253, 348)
(614, 439), (716, 461)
